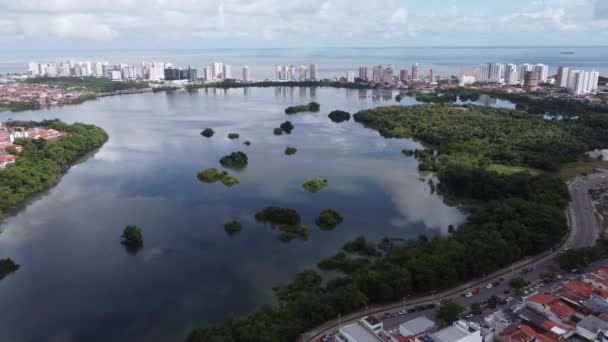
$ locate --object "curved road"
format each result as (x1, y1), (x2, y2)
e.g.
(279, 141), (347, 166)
(303, 174), (605, 341)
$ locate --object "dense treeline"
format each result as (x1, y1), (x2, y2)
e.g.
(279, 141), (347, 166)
(0, 119), (108, 219)
(353, 104), (608, 171)
(24, 77), (149, 93)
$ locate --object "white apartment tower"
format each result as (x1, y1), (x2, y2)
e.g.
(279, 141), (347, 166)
(505, 64), (518, 85)
(309, 64), (318, 81)
(242, 66), (250, 82)
(534, 64), (549, 83)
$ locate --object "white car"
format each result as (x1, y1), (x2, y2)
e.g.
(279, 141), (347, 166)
(466, 292), (473, 297)
(506, 297), (513, 302)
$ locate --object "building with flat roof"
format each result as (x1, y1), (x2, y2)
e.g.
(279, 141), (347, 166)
(399, 316), (436, 337)
(337, 322), (383, 342)
(576, 315), (608, 341)
(429, 320), (482, 342)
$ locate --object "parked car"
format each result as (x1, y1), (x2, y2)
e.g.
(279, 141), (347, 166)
(492, 281), (500, 286)
(472, 288), (480, 295)
(416, 305), (425, 311)
(506, 297), (513, 302)
(486, 283), (493, 289)
(425, 304), (436, 310)
(466, 292), (473, 297)
(407, 308), (416, 313)
(503, 289), (511, 294)
(320, 335), (333, 342)
(464, 313), (474, 319)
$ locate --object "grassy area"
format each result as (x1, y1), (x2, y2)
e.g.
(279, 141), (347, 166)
(558, 160), (608, 180)
(487, 164), (539, 175)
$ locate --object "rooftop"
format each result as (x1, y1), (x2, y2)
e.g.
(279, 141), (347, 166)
(577, 315), (608, 333)
(431, 325), (469, 342)
(564, 280), (593, 298)
(400, 316), (436, 336)
(364, 315), (382, 326)
(527, 293), (555, 305)
(339, 323), (382, 342)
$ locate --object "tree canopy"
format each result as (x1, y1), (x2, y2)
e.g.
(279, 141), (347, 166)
(220, 152), (248, 169)
(201, 128), (215, 138)
(328, 110), (351, 123)
(315, 209), (343, 229)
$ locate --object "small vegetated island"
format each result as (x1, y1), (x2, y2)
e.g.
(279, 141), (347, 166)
(196, 168), (239, 187)
(285, 101), (320, 114)
(200, 128), (214, 138)
(219, 151), (248, 169)
(315, 209), (343, 230)
(302, 178), (328, 193)
(121, 225), (143, 253)
(223, 220), (243, 234)
(328, 110), (351, 123)
(0, 258), (20, 281)
(228, 133), (239, 140)
(254, 206), (308, 242)
(274, 121), (294, 135)
(188, 103), (608, 342)
(284, 146), (297, 156)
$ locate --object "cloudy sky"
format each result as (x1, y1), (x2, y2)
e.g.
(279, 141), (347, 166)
(1, 0), (608, 49)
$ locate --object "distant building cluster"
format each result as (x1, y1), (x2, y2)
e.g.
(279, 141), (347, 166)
(460, 62), (600, 94)
(352, 62), (437, 86)
(0, 122), (67, 169)
(272, 64), (318, 81)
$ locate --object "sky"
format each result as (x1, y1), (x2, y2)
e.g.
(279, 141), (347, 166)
(1, 0), (608, 49)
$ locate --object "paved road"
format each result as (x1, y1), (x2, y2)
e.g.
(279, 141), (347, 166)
(304, 175), (605, 342)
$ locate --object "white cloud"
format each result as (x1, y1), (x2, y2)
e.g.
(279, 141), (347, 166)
(0, 0), (606, 47)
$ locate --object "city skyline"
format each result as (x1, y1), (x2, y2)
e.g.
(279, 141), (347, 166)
(1, 0), (608, 49)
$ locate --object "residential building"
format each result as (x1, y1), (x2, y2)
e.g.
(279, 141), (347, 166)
(0, 154), (16, 168)
(372, 65), (383, 82)
(524, 71), (538, 91)
(309, 64), (318, 81)
(359, 66), (368, 81)
(242, 66), (250, 82)
(479, 63), (505, 83)
(429, 68), (436, 85)
(556, 66), (570, 88)
(517, 64), (533, 82)
(399, 69), (409, 83)
(121, 66), (137, 80)
(567, 70), (600, 95)
(412, 63), (419, 82)
(299, 65), (307, 81)
(525, 293), (575, 322)
(222, 64), (231, 79)
(459, 74), (476, 86)
(398, 316), (436, 338)
(109, 70), (122, 80)
(575, 315), (608, 342)
(347, 71), (355, 83)
(505, 64), (518, 85)
(383, 66), (394, 83)
(180, 66), (197, 81)
(430, 320), (482, 342)
(273, 65), (280, 80)
(534, 64), (549, 83)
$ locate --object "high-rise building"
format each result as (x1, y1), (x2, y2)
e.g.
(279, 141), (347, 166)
(179, 66), (197, 81)
(517, 64), (533, 82)
(222, 64), (231, 79)
(524, 70), (538, 91)
(504, 64), (518, 85)
(382, 65), (394, 83)
(27, 62), (40, 77)
(358, 66), (368, 81)
(298, 65), (307, 81)
(372, 65), (383, 82)
(242, 66), (250, 82)
(479, 63), (505, 83)
(309, 64), (318, 81)
(534, 64), (549, 83)
(399, 69), (408, 83)
(210, 62), (223, 80)
(411, 63), (419, 81)
(567, 69), (600, 94)
(273, 65), (280, 80)
(556, 66), (570, 88)
(429, 68), (435, 85)
(346, 71), (355, 83)
(164, 67), (181, 81)
(288, 66), (296, 80)
(121, 66), (137, 80)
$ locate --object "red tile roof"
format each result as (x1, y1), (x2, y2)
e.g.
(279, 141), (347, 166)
(549, 300), (575, 319)
(499, 324), (537, 342)
(599, 312), (608, 322)
(564, 281), (593, 298)
(528, 293), (555, 305)
(392, 334), (415, 342)
(0, 154), (16, 161)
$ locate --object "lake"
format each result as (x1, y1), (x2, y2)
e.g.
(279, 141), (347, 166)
(0, 87), (474, 342)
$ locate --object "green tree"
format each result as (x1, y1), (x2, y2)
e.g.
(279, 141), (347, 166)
(201, 128), (214, 138)
(0, 258), (19, 280)
(285, 146), (297, 155)
(437, 299), (465, 326)
(508, 277), (528, 294)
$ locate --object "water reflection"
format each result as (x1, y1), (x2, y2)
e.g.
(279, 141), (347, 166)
(0, 87), (464, 342)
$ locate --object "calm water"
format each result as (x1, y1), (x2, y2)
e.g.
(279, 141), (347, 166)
(2, 46), (607, 78)
(0, 87), (472, 341)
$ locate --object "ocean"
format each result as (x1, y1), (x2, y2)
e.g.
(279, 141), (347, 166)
(1, 46), (607, 79)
